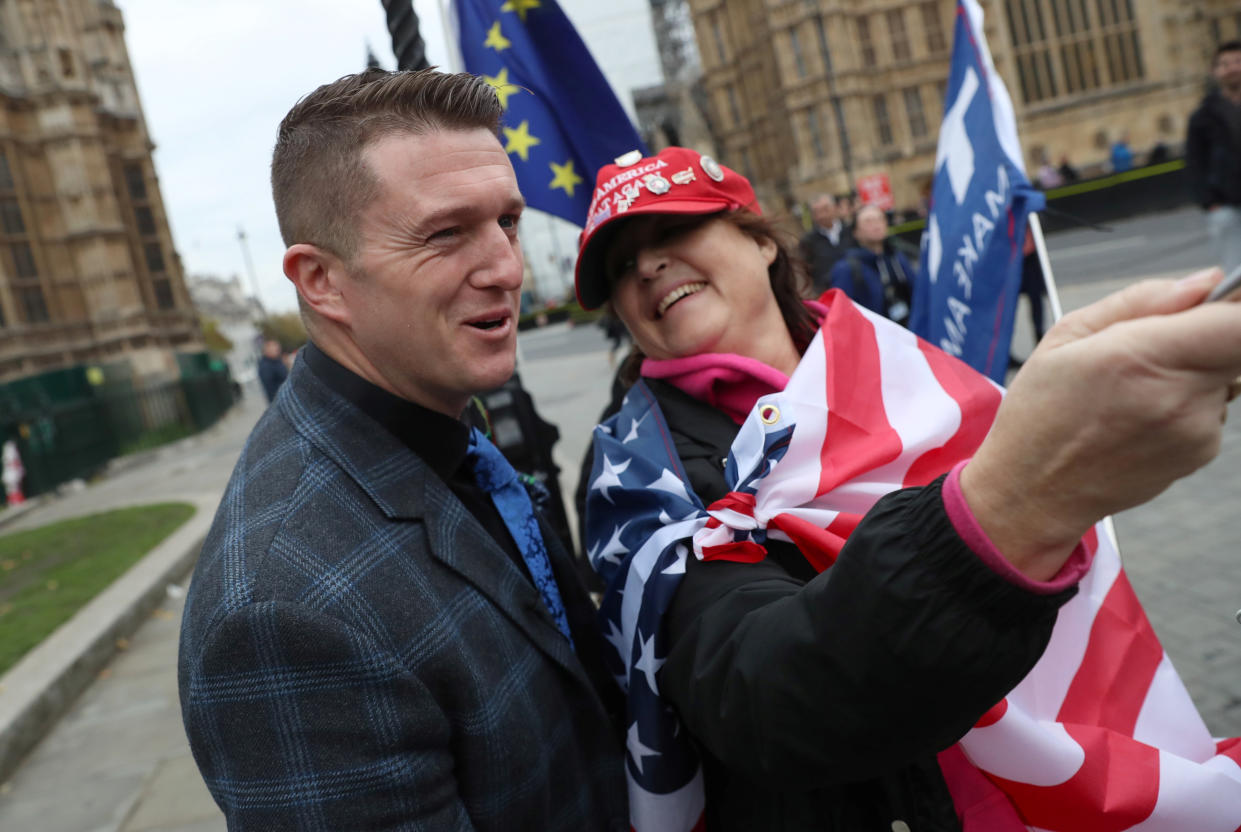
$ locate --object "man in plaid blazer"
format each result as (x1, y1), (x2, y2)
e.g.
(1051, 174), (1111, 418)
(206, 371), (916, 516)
(178, 70), (628, 830)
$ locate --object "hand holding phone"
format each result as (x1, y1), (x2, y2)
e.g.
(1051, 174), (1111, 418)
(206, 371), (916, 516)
(1204, 264), (1241, 303)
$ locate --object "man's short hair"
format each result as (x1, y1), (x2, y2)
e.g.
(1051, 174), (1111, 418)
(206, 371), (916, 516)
(1216, 40), (1241, 62)
(271, 69), (503, 262)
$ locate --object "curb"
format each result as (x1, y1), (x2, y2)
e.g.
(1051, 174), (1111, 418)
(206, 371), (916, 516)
(0, 495), (217, 784)
(0, 498), (49, 534)
(0, 397), (249, 536)
(101, 400), (246, 480)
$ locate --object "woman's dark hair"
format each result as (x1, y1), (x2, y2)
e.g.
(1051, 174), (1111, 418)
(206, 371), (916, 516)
(614, 209), (818, 386)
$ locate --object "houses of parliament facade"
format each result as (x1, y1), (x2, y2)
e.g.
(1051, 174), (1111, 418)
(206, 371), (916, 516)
(0, 0), (199, 385)
(685, 0), (1241, 214)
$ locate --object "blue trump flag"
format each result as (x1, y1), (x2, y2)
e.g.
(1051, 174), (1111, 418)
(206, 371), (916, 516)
(456, 0), (648, 226)
(908, 0), (1044, 383)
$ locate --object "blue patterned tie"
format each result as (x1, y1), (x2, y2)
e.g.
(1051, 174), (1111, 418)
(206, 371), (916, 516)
(467, 428), (574, 648)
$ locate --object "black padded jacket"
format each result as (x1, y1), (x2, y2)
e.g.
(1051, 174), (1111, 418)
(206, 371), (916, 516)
(644, 378), (1078, 831)
(1186, 90), (1241, 209)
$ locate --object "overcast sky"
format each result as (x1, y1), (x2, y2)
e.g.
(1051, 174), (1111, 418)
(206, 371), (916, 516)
(116, 0), (454, 314)
(114, 0), (660, 314)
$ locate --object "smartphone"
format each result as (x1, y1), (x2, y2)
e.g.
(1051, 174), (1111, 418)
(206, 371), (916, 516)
(1205, 263), (1241, 303)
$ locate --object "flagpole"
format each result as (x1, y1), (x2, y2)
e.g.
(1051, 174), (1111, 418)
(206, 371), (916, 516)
(1027, 210), (1122, 551)
(1027, 212), (1063, 323)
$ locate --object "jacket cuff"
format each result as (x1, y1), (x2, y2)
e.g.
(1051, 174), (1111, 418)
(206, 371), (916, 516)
(942, 459), (1092, 595)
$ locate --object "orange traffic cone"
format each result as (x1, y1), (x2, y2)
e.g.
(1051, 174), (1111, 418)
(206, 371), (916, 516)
(3, 440), (25, 506)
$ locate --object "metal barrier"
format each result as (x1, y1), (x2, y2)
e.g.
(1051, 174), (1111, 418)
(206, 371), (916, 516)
(890, 159), (1194, 248)
(0, 369), (238, 501)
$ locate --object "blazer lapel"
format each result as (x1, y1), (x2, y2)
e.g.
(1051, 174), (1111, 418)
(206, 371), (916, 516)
(281, 358), (586, 680)
(419, 477), (584, 680)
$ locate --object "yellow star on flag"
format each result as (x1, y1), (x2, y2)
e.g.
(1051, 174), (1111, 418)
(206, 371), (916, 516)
(482, 67), (520, 109)
(503, 120), (542, 162)
(483, 21), (511, 53)
(501, 0), (541, 23)
(549, 159), (583, 197)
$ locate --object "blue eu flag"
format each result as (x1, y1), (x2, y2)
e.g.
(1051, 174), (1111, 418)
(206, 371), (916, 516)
(456, 0), (649, 226)
(908, 0), (1044, 383)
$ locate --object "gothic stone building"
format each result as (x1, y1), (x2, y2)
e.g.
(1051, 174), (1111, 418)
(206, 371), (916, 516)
(0, 0), (199, 384)
(687, 0), (1241, 215)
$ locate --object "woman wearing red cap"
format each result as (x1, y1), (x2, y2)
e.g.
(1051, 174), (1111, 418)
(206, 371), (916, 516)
(576, 148), (1241, 831)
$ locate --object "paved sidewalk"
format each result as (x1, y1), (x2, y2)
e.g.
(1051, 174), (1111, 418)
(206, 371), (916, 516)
(0, 576), (222, 832)
(0, 385), (267, 831)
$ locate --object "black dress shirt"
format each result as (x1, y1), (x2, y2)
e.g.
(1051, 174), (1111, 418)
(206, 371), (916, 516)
(300, 342), (530, 578)
(299, 342), (619, 705)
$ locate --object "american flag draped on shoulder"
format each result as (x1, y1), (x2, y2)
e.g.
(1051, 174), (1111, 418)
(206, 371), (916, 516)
(908, 0), (1044, 384)
(455, 0), (648, 226)
(587, 291), (1241, 831)
(587, 383), (710, 831)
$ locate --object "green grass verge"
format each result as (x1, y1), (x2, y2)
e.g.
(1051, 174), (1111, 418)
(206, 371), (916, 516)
(0, 502), (195, 675)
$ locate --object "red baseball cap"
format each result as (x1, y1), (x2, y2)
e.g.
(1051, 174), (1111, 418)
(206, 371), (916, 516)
(574, 147), (760, 310)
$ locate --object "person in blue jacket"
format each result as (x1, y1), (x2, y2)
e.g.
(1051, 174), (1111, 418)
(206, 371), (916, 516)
(1110, 135), (1134, 173)
(827, 203), (915, 326)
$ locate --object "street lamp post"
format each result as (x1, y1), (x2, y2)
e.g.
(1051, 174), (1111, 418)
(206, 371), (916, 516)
(236, 225), (265, 318)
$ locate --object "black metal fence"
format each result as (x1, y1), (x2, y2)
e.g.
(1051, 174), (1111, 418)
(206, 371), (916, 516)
(0, 368), (238, 502)
(892, 159), (1194, 249)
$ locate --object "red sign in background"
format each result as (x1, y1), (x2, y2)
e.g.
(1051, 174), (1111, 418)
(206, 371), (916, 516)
(856, 173), (894, 211)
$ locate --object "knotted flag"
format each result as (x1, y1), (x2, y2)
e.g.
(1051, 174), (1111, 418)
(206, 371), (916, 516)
(588, 290), (1241, 830)
(455, 0), (648, 226)
(908, 0), (1044, 383)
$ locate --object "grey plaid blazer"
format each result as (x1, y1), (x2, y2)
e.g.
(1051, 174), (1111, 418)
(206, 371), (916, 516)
(179, 357), (628, 831)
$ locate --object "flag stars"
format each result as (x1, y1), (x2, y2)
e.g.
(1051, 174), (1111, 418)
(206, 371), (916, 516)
(590, 454), (630, 503)
(595, 521), (630, 565)
(483, 21), (511, 52)
(503, 120), (541, 162)
(634, 631), (665, 694)
(623, 413), (648, 444)
(648, 468), (691, 502)
(501, 0), (541, 23)
(483, 67), (521, 109)
(627, 721), (659, 775)
(549, 159), (584, 197)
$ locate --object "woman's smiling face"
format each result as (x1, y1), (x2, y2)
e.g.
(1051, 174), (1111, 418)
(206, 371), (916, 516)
(604, 214), (782, 362)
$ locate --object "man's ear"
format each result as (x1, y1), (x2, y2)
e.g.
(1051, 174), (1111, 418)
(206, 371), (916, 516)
(284, 244), (352, 327)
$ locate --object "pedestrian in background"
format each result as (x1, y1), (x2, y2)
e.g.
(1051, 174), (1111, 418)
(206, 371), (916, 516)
(1187, 40), (1241, 275)
(799, 193), (854, 295)
(836, 192), (857, 230)
(827, 203), (915, 326)
(178, 69), (626, 831)
(1011, 227), (1048, 368)
(1036, 160), (1064, 190)
(1110, 134), (1134, 173)
(600, 311), (630, 366)
(255, 336), (287, 402)
(1057, 154), (1080, 183)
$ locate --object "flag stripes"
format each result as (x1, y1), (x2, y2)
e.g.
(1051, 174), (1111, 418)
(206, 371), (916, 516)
(591, 291), (1241, 829)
